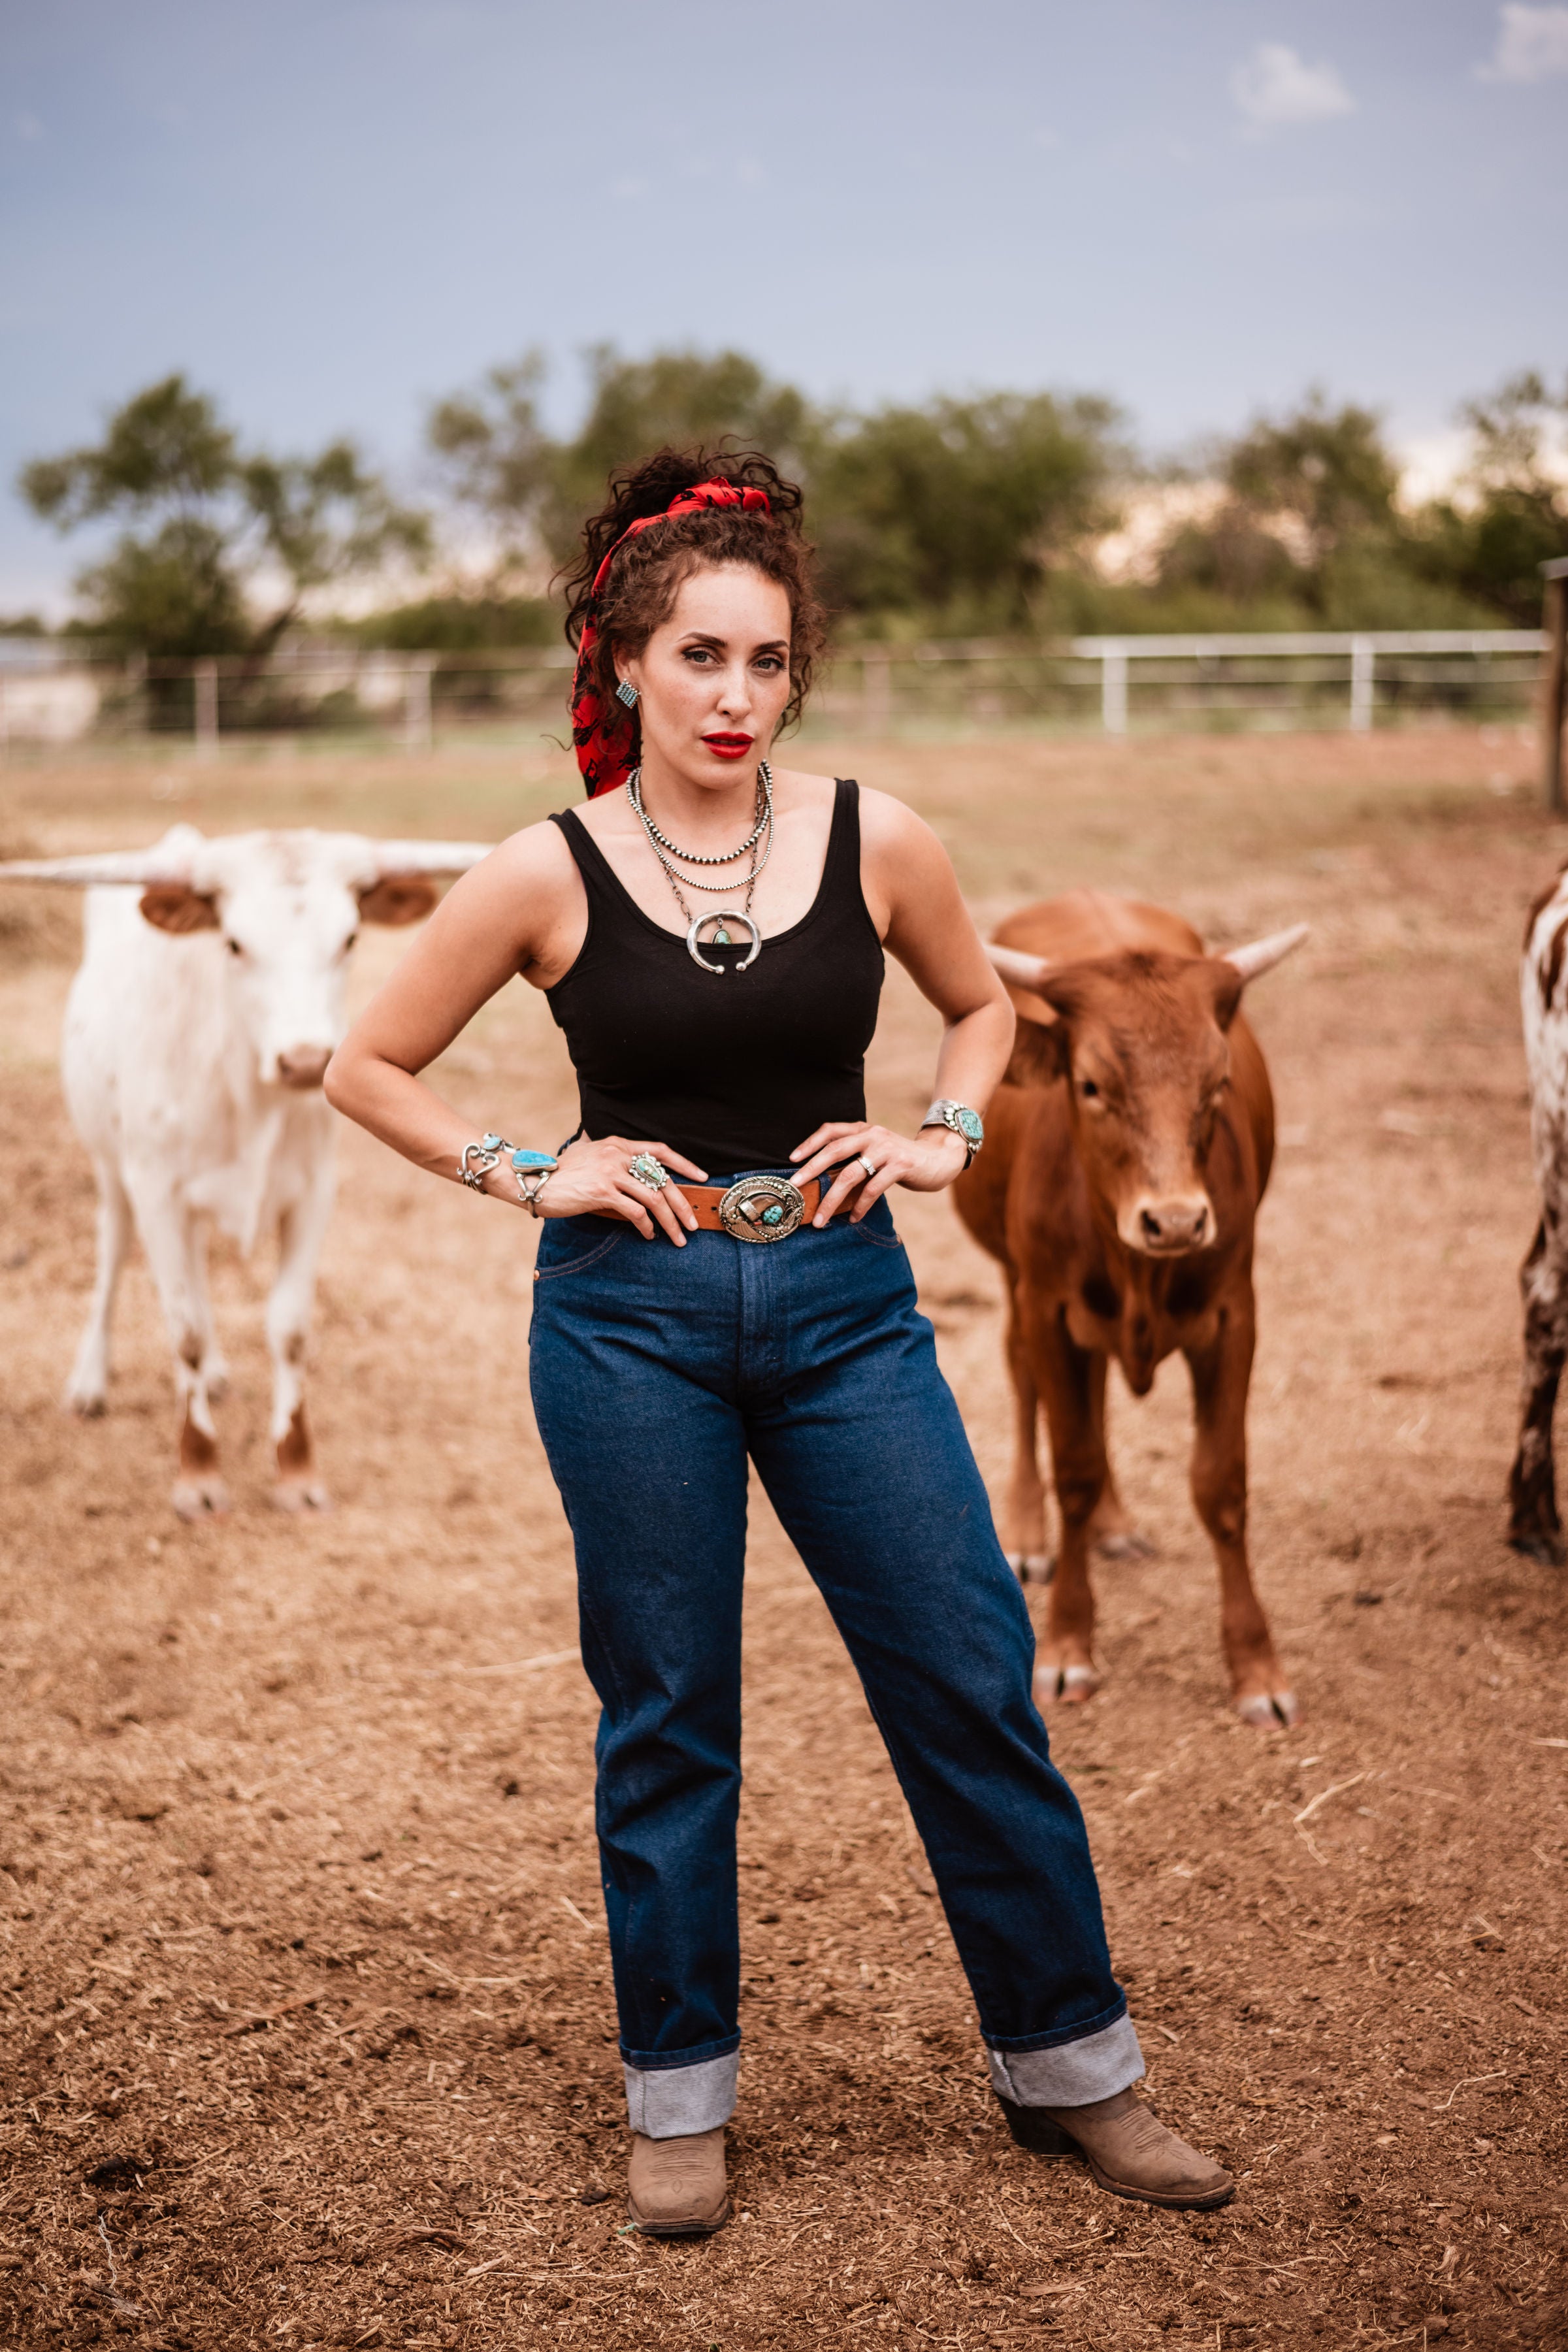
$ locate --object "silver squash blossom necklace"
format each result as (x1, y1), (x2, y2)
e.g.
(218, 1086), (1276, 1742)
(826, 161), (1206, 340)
(627, 760), (774, 974)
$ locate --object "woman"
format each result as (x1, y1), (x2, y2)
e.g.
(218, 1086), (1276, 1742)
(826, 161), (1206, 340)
(325, 450), (1232, 2235)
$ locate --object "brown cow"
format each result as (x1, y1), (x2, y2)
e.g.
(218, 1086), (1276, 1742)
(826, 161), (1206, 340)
(954, 891), (1306, 1728)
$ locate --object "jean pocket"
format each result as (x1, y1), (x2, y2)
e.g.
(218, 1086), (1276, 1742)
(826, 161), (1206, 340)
(845, 1200), (906, 1250)
(534, 1217), (628, 1281)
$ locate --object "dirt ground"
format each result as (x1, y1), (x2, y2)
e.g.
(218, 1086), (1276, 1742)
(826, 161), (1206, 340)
(2, 723), (1567, 2352)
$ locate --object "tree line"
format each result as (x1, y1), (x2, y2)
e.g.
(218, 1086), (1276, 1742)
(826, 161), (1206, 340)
(13, 348), (1568, 660)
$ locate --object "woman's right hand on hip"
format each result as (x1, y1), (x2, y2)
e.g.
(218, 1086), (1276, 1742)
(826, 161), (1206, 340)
(540, 1135), (708, 1245)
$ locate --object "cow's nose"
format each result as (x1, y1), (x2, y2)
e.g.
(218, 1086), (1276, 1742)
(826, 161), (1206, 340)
(276, 1045), (333, 1092)
(1136, 1196), (1211, 1251)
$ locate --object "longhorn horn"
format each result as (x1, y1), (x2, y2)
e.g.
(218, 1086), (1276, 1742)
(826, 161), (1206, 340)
(1222, 923), (1309, 984)
(365, 840), (495, 878)
(0, 825), (205, 890)
(987, 941), (1054, 990)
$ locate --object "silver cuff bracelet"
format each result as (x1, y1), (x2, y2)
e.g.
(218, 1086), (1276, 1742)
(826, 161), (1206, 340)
(515, 1164), (557, 1217)
(458, 1133), (511, 1191)
(461, 1134), (561, 1213)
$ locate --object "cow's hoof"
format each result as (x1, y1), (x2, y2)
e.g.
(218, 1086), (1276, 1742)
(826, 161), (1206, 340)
(1006, 1550), (1054, 1586)
(1036, 1663), (1101, 1705)
(1094, 1528), (1156, 1561)
(172, 1476), (230, 1521)
(1508, 1529), (1566, 1567)
(272, 1478), (331, 1514)
(1235, 1689), (1298, 1729)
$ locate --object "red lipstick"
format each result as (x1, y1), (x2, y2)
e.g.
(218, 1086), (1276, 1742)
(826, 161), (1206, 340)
(701, 733), (753, 760)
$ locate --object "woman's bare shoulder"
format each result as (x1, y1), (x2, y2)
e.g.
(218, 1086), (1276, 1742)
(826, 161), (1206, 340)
(423, 810), (587, 987)
(474, 810), (581, 887)
(432, 813), (581, 953)
(855, 781), (947, 862)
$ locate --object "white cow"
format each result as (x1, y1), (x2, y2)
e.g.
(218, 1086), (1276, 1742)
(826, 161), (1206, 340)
(0, 825), (492, 1517)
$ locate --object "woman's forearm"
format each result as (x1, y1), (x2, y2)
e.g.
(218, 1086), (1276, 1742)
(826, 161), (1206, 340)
(927, 993), (1016, 1118)
(324, 1048), (516, 1197)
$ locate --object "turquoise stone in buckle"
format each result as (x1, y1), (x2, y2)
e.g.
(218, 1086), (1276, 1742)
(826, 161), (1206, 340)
(718, 1173), (806, 1244)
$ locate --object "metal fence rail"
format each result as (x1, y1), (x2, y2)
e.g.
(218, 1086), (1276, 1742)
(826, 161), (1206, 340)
(0, 629), (1547, 753)
(830, 631), (1546, 737)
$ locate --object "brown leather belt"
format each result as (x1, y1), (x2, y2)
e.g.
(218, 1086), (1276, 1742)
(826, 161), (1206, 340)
(677, 1171), (831, 1242)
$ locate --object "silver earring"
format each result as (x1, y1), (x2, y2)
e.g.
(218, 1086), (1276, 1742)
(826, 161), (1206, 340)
(615, 679), (639, 709)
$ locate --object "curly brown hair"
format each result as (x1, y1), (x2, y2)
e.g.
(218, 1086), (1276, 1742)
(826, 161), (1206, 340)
(559, 444), (828, 742)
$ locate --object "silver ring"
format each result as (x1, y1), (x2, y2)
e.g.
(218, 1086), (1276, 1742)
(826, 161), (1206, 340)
(857, 1153), (878, 1180)
(629, 1152), (669, 1192)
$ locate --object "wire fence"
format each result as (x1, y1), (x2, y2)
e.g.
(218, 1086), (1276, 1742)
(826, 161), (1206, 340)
(0, 629), (1548, 755)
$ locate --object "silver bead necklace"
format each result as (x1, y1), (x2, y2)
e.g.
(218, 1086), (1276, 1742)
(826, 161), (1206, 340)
(629, 761), (772, 864)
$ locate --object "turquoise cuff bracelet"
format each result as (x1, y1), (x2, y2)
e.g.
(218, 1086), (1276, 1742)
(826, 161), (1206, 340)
(457, 1132), (508, 1191)
(459, 1134), (559, 1214)
(920, 1100), (985, 1169)
(511, 1143), (559, 1218)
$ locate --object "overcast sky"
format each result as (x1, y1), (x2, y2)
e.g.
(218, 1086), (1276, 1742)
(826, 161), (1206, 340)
(2, 0), (1565, 613)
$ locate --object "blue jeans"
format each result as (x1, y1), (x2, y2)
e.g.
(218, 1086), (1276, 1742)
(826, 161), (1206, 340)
(529, 1186), (1143, 2137)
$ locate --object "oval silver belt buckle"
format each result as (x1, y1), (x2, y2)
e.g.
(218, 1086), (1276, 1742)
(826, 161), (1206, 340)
(719, 1173), (806, 1243)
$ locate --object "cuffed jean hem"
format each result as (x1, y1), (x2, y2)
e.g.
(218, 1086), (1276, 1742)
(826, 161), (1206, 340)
(623, 2050), (739, 2139)
(986, 2009), (1145, 2108)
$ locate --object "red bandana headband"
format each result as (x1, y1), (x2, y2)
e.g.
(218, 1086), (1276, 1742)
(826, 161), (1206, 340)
(570, 479), (773, 797)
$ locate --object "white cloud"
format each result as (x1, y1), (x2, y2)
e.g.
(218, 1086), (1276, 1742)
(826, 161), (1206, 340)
(1478, 5), (1568, 81)
(1230, 43), (1356, 133)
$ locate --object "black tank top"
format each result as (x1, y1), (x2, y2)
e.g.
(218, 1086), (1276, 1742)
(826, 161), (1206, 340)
(546, 777), (885, 1177)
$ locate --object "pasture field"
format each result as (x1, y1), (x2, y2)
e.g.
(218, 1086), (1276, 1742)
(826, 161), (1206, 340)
(2, 724), (1567, 2350)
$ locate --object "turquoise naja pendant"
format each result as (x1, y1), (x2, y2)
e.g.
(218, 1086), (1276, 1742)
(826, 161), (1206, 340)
(687, 910), (760, 975)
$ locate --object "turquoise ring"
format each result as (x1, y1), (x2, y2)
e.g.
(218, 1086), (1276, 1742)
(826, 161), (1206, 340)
(629, 1152), (670, 1192)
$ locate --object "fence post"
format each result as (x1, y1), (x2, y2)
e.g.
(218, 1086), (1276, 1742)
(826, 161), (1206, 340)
(193, 659), (219, 758)
(125, 652), (147, 742)
(404, 655), (435, 755)
(861, 649), (892, 736)
(1543, 561), (1568, 816)
(1102, 643), (1128, 736)
(1349, 636), (1375, 732)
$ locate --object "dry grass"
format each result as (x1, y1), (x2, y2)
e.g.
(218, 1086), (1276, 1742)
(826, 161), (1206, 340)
(1, 723), (1566, 2349)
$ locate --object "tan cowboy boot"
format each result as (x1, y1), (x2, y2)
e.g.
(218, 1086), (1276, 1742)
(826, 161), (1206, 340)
(626, 2125), (729, 2236)
(998, 2087), (1233, 2211)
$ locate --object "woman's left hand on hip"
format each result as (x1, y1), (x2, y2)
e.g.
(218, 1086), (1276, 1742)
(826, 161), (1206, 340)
(790, 1120), (968, 1225)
